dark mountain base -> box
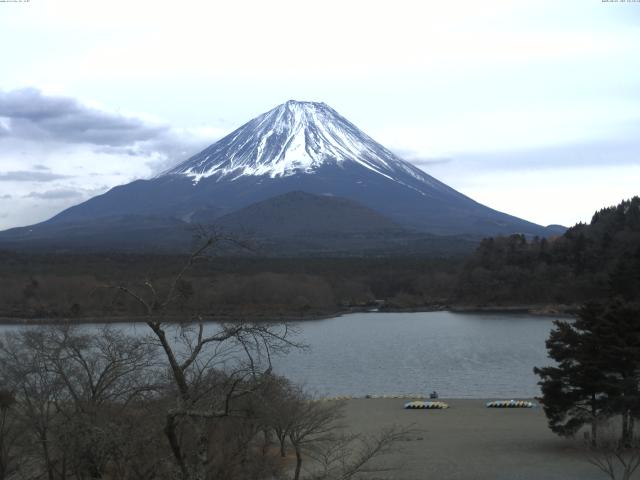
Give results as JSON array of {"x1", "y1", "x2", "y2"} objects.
[
  {"x1": 0, "y1": 192, "x2": 481, "y2": 256},
  {"x1": 2, "y1": 198, "x2": 635, "y2": 322}
]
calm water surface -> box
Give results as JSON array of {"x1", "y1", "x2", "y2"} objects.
[
  {"x1": 1, "y1": 311, "x2": 558, "y2": 398},
  {"x1": 272, "y1": 311, "x2": 557, "y2": 398}
]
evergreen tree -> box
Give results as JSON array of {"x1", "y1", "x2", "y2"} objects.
[
  {"x1": 459, "y1": 196, "x2": 640, "y2": 305},
  {"x1": 596, "y1": 302, "x2": 640, "y2": 445},
  {"x1": 535, "y1": 301, "x2": 640, "y2": 445},
  {"x1": 609, "y1": 247, "x2": 640, "y2": 301},
  {"x1": 534, "y1": 303, "x2": 610, "y2": 444}
]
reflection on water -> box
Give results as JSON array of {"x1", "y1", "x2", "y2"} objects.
[{"x1": 0, "y1": 311, "x2": 558, "y2": 398}]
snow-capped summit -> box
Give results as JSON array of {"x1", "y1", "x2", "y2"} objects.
[
  {"x1": 0, "y1": 100, "x2": 557, "y2": 252},
  {"x1": 164, "y1": 100, "x2": 442, "y2": 193}
]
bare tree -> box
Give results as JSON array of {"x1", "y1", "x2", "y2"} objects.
[
  {"x1": 0, "y1": 389, "x2": 22, "y2": 480},
  {"x1": 263, "y1": 380, "x2": 411, "y2": 480},
  {"x1": 586, "y1": 420, "x2": 640, "y2": 480},
  {"x1": 0, "y1": 325, "x2": 161, "y2": 480},
  {"x1": 112, "y1": 232, "x2": 302, "y2": 480},
  {"x1": 0, "y1": 329, "x2": 66, "y2": 480},
  {"x1": 257, "y1": 374, "x2": 300, "y2": 458},
  {"x1": 307, "y1": 426, "x2": 412, "y2": 480},
  {"x1": 287, "y1": 398, "x2": 345, "y2": 480}
]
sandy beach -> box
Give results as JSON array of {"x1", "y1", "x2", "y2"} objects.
[{"x1": 339, "y1": 398, "x2": 604, "y2": 480}]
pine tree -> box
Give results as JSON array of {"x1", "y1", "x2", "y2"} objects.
[
  {"x1": 596, "y1": 302, "x2": 640, "y2": 445},
  {"x1": 609, "y1": 247, "x2": 640, "y2": 302},
  {"x1": 535, "y1": 301, "x2": 640, "y2": 445},
  {"x1": 534, "y1": 303, "x2": 610, "y2": 444}
]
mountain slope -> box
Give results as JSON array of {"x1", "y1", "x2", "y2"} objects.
[
  {"x1": 165, "y1": 100, "x2": 457, "y2": 195},
  {"x1": 215, "y1": 190, "x2": 403, "y2": 237},
  {"x1": 0, "y1": 100, "x2": 558, "y2": 253},
  {"x1": 0, "y1": 215, "x2": 193, "y2": 252}
]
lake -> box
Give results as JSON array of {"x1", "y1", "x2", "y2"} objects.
[
  {"x1": 272, "y1": 311, "x2": 557, "y2": 398},
  {"x1": 0, "y1": 311, "x2": 559, "y2": 399}
]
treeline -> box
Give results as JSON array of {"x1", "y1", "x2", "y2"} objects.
[
  {"x1": 2, "y1": 197, "x2": 639, "y2": 319},
  {"x1": 0, "y1": 254, "x2": 461, "y2": 320},
  {"x1": 457, "y1": 196, "x2": 640, "y2": 305}
]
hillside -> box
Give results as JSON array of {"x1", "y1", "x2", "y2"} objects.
[{"x1": 456, "y1": 197, "x2": 640, "y2": 305}]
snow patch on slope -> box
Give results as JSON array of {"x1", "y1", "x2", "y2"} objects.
[{"x1": 163, "y1": 100, "x2": 453, "y2": 196}]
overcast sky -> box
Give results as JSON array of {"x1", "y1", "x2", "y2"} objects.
[{"x1": 0, "y1": 0, "x2": 639, "y2": 230}]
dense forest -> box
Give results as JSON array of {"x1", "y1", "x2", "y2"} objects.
[
  {"x1": 1, "y1": 197, "x2": 638, "y2": 321},
  {"x1": 458, "y1": 196, "x2": 640, "y2": 306},
  {"x1": 0, "y1": 253, "x2": 461, "y2": 320}
]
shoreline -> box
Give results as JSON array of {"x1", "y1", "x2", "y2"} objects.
[
  {"x1": 337, "y1": 397, "x2": 599, "y2": 480},
  {"x1": 0, "y1": 304, "x2": 577, "y2": 325},
  {"x1": 320, "y1": 395, "x2": 540, "y2": 400}
]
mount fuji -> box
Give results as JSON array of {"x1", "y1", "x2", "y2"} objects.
[{"x1": 0, "y1": 100, "x2": 561, "y2": 253}]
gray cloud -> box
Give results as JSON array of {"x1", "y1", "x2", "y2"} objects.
[
  {"x1": 392, "y1": 148, "x2": 453, "y2": 166},
  {"x1": 0, "y1": 88, "x2": 221, "y2": 176},
  {"x1": 0, "y1": 171, "x2": 71, "y2": 182},
  {"x1": 25, "y1": 189, "x2": 83, "y2": 200},
  {"x1": 0, "y1": 120, "x2": 9, "y2": 137},
  {"x1": 93, "y1": 145, "x2": 141, "y2": 156},
  {"x1": 0, "y1": 88, "x2": 169, "y2": 147},
  {"x1": 89, "y1": 134, "x2": 213, "y2": 171},
  {"x1": 0, "y1": 194, "x2": 11, "y2": 199},
  {"x1": 409, "y1": 157, "x2": 453, "y2": 166},
  {"x1": 453, "y1": 136, "x2": 640, "y2": 171}
]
